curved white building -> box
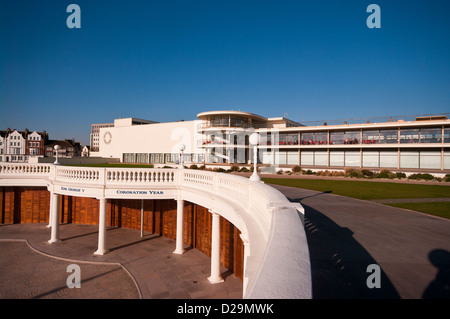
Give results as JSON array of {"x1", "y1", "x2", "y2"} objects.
[{"x1": 95, "y1": 111, "x2": 450, "y2": 172}]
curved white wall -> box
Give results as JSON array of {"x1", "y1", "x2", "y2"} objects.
[{"x1": 0, "y1": 163, "x2": 312, "y2": 299}]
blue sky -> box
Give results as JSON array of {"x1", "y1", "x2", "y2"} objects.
[{"x1": 1, "y1": 0, "x2": 449, "y2": 145}]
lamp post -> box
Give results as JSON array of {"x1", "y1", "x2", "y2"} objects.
[
  {"x1": 179, "y1": 144, "x2": 186, "y2": 169},
  {"x1": 53, "y1": 145, "x2": 60, "y2": 165},
  {"x1": 249, "y1": 133, "x2": 261, "y2": 182}
]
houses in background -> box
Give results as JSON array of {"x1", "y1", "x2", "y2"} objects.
[{"x1": 0, "y1": 128, "x2": 85, "y2": 163}]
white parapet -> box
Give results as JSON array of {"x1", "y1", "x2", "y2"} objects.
[{"x1": 0, "y1": 163, "x2": 312, "y2": 299}]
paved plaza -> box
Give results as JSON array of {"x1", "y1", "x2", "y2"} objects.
[{"x1": 0, "y1": 224, "x2": 243, "y2": 299}]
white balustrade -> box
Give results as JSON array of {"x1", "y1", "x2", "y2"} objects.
[{"x1": 0, "y1": 163, "x2": 311, "y2": 299}]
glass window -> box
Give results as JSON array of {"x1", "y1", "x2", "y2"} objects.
[
  {"x1": 123, "y1": 153, "x2": 135, "y2": 163},
  {"x1": 363, "y1": 130, "x2": 379, "y2": 144},
  {"x1": 229, "y1": 116, "x2": 249, "y2": 128},
  {"x1": 300, "y1": 151, "x2": 314, "y2": 165},
  {"x1": 136, "y1": 153, "x2": 148, "y2": 163},
  {"x1": 279, "y1": 133, "x2": 298, "y2": 145},
  {"x1": 345, "y1": 131, "x2": 360, "y2": 144},
  {"x1": 420, "y1": 127, "x2": 442, "y2": 143},
  {"x1": 260, "y1": 149, "x2": 272, "y2": 164},
  {"x1": 300, "y1": 132, "x2": 315, "y2": 145},
  {"x1": 330, "y1": 132, "x2": 345, "y2": 145},
  {"x1": 210, "y1": 116, "x2": 229, "y2": 127},
  {"x1": 363, "y1": 151, "x2": 379, "y2": 167},
  {"x1": 379, "y1": 130, "x2": 398, "y2": 144},
  {"x1": 275, "y1": 151, "x2": 287, "y2": 165},
  {"x1": 420, "y1": 151, "x2": 441, "y2": 169},
  {"x1": 287, "y1": 150, "x2": 299, "y2": 165},
  {"x1": 400, "y1": 151, "x2": 419, "y2": 168},
  {"x1": 400, "y1": 129, "x2": 419, "y2": 143},
  {"x1": 314, "y1": 151, "x2": 328, "y2": 166},
  {"x1": 259, "y1": 132, "x2": 271, "y2": 146},
  {"x1": 345, "y1": 151, "x2": 360, "y2": 167},
  {"x1": 380, "y1": 151, "x2": 398, "y2": 168},
  {"x1": 329, "y1": 151, "x2": 344, "y2": 166},
  {"x1": 315, "y1": 132, "x2": 328, "y2": 145},
  {"x1": 444, "y1": 128, "x2": 450, "y2": 143},
  {"x1": 444, "y1": 151, "x2": 450, "y2": 169}
]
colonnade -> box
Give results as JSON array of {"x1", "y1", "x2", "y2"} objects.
[{"x1": 46, "y1": 192, "x2": 241, "y2": 285}]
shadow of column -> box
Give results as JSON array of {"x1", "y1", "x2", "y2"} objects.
[{"x1": 301, "y1": 203, "x2": 400, "y2": 299}]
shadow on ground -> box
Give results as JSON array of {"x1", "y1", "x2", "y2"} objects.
[{"x1": 299, "y1": 202, "x2": 401, "y2": 299}]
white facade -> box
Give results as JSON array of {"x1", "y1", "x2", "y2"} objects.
[
  {"x1": 27, "y1": 131, "x2": 42, "y2": 156},
  {"x1": 97, "y1": 119, "x2": 203, "y2": 163},
  {"x1": 94, "y1": 111, "x2": 450, "y2": 171}
]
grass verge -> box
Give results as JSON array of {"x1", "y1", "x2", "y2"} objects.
[
  {"x1": 262, "y1": 177, "x2": 450, "y2": 219},
  {"x1": 261, "y1": 177, "x2": 450, "y2": 200},
  {"x1": 387, "y1": 202, "x2": 450, "y2": 219}
]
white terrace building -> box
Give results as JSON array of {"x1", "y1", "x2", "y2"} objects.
[{"x1": 94, "y1": 111, "x2": 450, "y2": 173}]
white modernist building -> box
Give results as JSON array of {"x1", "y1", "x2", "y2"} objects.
[{"x1": 95, "y1": 111, "x2": 450, "y2": 172}]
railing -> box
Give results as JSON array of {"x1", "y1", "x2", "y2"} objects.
[
  {"x1": 0, "y1": 163, "x2": 311, "y2": 299},
  {"x1": 0, "y1": 163, "x2": 52, "y2": 175}
]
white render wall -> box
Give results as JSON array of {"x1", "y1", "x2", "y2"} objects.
[{"x1": 97, "y1": 120, "x2": 203, "y2": 160}]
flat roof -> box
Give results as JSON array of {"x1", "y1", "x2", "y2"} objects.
[{"x1": 197, "y1": 110, "x2": 268, "y2": 122}]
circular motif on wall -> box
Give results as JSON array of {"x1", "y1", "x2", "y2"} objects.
[{"x1": 103, "y1": 131, "x2": 112, "y2": 145}]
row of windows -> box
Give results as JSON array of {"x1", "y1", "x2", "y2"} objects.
[
  {"x1": 258, "y1": 149, "x2": 450, "y2": 170},
  {"x1": 123, "y1": 153, "x2": 205, "y2": 164},
  {"x1": 267, "y1": 127, "x2": 450, "y2": 145},
  {"x1": 203, "y1": 127, "x2": 450, "y2": 146}
]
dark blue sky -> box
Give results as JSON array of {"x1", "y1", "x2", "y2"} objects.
[{"x1": 1, "y1": 0, "x2": 449, "y2": 145}]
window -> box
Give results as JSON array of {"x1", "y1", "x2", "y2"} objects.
[
  {"x1": 300, "y1": 151, "x2": 314, "y2": 165},
  {"x1": 345, "y1": 131, "x2": 360, "y2": 144},
  {"x1": 420, "y1": 127, "x2": 442, "y2": 143},
  {"x1": 399, "y1": 129, "x2": 419, "y2": 143},
  {"x1": 315, "y1": 132, "x2": 328, "y2": 145},
  {"x1": 329, "y1": 151, "x2": 344, "y2": 166},
  {"x1": 330, "y1": 132, "x2": 345, "y2": 145},
  {"x1": 279, "y1": 133, "x2": 298, "y2": 145},
  {"x1": 400, "y1": 151, "x2": 418, "y2": 168},
  {"x1": 363, "y1": 130, "x2": 379, "y2": 144},
  {"x1": 123, "y1": 153, "x2": 135, "y2": 163},
  {"x1": 363, "y1": 151, "x2": 379, "y2": 167},
  {"x1": 136, "y1": 153, "x2": 148, "y2": 163},
  {"x1": 420, "y1": 151, "x2": 441, "y2": 169},
  {"x1": 300, "y1": 132, "x2": 315, "y2": 145},
  {"x1": 345, "y1": 151, "x2": 360, "y2": 167},
  {"x1": 315, "y1": 151, "x2": 328, "y2": 166},
  {"x1": 379, "y1": 130, "x2": 398, "y2": 144},
  {"x1": 380, "y1": 151, "x2": 398, "y2": 168},
  {"x1": 444, "y1": 128, "x2": 450, "y2": 143}
]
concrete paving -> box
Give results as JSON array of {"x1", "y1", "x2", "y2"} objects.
[
  {"x1": 272, "y1": 184, "x2": 450, "y2": 299},
  {"x1": 0, "y1": 223, "x2": 243, "y2": 299}
]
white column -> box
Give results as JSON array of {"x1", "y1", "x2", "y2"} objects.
[
  {"x1": 47, "y1": 191, "x2": 54, "y2": 228},
  {"x1": 95, "y1": 198, "x2": 108, "y2": 255},
  {"x1": 173, "y1": 199, "x2": 185, "y2": 254},
  {"x1": 240, "y1": 233, "x2": 250, "y2": 297},
  {"x1": 48, "y1": 193, "x2": 60, "y2": 243},
  {"x1": 208, "y1": 211, "x2": 224, "y2": 284}
]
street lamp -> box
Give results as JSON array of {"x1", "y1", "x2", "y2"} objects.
[
  {"x1": 53, "y1": 145, "x2": 60, "y2": 165},
  {"x1": 179, "y1": 144, "x2": 186, "y2": 169},
  {"x1": 249, "y1": 133, "x2": 261, "y2": 182}
]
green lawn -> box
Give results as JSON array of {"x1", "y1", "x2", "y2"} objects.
[
  {"x1": 262, "y1": 177, "x2": 450, "y2": 200},
  {"x1": 387, "y1": 202, "x2": 450, "y2": 219},
  {"x1": 262, "y1": 177, "x2": 450, "y2": 219}
]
